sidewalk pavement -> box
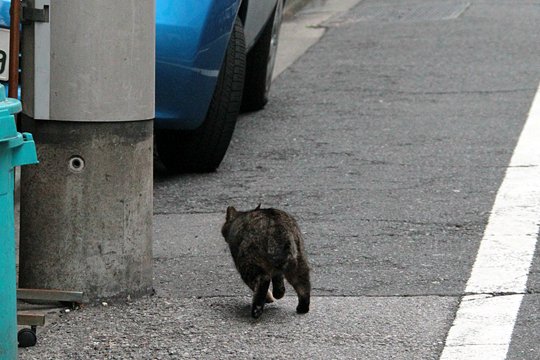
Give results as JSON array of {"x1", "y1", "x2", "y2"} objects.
[{"x1": 284, "y1": 0, "x2": 312, "y2": 18}]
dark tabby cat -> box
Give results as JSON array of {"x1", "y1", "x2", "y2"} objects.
[{"x1": 221, "y1": 204, "x2": 311, "y2": 318}]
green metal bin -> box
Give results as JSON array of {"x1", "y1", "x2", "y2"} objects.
[{"x1": 0, "y1": 84, "x2": 38, "y2": 359}]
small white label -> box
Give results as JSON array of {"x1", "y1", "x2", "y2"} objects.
[{"x1": 0, "y1": 28, "x2": 10, "y2": 81}]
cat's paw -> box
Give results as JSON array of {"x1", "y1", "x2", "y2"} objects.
[
  {"x1": 273, "y1": 285, "x2": 285, "y2": 299},
  {"x1": 252, "y1": 305, "x2": 264, "y2": 319},
  {"x1": 296, "y1": 301, "x2": 310, "y2": 314}
]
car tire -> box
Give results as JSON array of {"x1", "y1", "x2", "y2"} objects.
[
  {"x1": 241, "y1": 0, "x2": 284, "y2": 112},
  {"x1": 156, "y1": 17, "x2": 246, "y2": 173}
]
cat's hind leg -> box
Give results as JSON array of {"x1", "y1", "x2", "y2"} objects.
[
  {"x1": 252, "y1": 276, "x2": 271, "y2": 319},
  {"x1": 272, "y1": 274, "x2": 286, "y2": 299},
  {"x1": 239, "y1": 265, "x2": 276, "y2": 317},
  {"x1": 239, "y1": 265, "x2": 273, "y2": 308},
  {"x1": 285, "y1": 260, "x2": 311, "y2": 314}
]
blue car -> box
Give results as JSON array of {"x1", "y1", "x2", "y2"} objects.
[{"x1": 0, "y1": 0, "x2": 285, "y2": 173}]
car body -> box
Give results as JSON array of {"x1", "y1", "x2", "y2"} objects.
[
  {"x1": 0, "y1": 0, "x2": 285, "y2": 172},
  {"x1": 156, "y1": 0, "x2": 278, "y2": 129}
]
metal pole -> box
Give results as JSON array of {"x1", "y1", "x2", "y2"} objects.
[
  {"x1": 8, "y1": 0, "x2": 20, "y2": 100},
  {"x1": 19, "y1": 0, "x2": 155, "y2": 302}
]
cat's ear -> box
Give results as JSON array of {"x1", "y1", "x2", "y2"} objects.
[
  {"x1": 226, "y1": 206, "x2": 238, "y2": 221},
  {"x1": 255, "y1": 203, "x2": 261, "y2": 210}
]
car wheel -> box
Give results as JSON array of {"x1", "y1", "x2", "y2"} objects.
[
  {"x1": 241, "y1": 0, "x2": 284, "y2": 112},
  {"x1": 156, "y1": 17, "x2": 246, "y2": 173}
]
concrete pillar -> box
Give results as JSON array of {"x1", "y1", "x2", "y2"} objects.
[{"x1": 19, "y1": 0, "x2": 155, "y2": 302}]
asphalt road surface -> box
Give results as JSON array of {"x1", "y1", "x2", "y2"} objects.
[{"x1": 20, "y1": 0, "x2": 540, "y2": 359}]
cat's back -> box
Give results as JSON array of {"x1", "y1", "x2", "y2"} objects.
[
  {"x1": 242, "y1": 208, "x2": 300, "y2": 239},
  {"x1": 236, "y1": 208, "x2": 300, "y2": 269}
]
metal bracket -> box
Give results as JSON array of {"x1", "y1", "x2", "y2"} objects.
[
  {"x1": 21, "y1": 0, "x2": 51, "y2": 119},
  {"x1": 21, "y1": 2, "x2": 49, "y2": 23}
]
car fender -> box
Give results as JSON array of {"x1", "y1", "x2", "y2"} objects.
[{"x1": 155, "y1": 0, "x2": 241, "y2": 130}]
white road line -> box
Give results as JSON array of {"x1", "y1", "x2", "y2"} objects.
[{"x1": 440, "y1": 83, "x2": 540, "y2": 360}]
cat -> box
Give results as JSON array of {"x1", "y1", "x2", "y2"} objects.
[{"x1": 221, "y1": 204, "x2": 311, "y2": 318}]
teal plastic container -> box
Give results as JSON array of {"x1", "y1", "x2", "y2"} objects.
[{"x1": 0, "y1": 84, "x2": 37, "y2": 359}]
